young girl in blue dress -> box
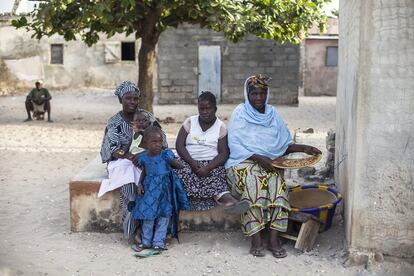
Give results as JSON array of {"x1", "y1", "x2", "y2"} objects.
[{"x1": 132, "y1": 126, "x2": 190, "y2": 252}]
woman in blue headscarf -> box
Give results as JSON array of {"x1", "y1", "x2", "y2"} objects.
[
  {"x1": 226, "y1": 75, "x2": 321, "y2": 258},
  {"x1": 100, "y1": 81, "x2": 167, "y2": 245}
]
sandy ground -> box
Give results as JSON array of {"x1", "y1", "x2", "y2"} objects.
[{"x1": 0, "y1": 90, "x2": 413, "y2": 276}]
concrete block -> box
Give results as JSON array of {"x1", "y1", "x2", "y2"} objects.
[
  {"x1": 284, "y1": 47, "x2": 297, "y2": 54},
  {"x1": 288, "y1": 54, "x2": 298, "y2": 60},
  {"x1": 160, "y1": 79, "x2": 172, "y2": 86},
  {"x1": 286, "y1": 60, "x2": 299, "y2": 67},
  {"x1": 70, "y1": 156, "x2": 242, "y2": 233},
  {"x1": 180, "y1": 206, "x2": 239, "y2": 231},
  {"x1": 69, "y1": 156, "x2": 121, "y2": 232},
  {"x1": 272, "y1": 61, "x2": 284, "y2": 67},
  {"x1": 247, "y1": 61, "x2": 258, "y2": 67}
]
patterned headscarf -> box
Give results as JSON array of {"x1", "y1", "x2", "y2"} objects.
[
  {"x1": 114, "y1": 81, "x2": 140, "y2": 101},
  {"x1": 246, "y1": 74, "x2": 271, "y2": 92}
]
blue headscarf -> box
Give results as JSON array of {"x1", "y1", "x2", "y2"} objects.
[{"x1": 225, "y1": 75, "x2": 293, "y2": 169}]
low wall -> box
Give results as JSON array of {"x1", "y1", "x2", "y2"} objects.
[{"x1": 69, "y1": 156, "x2": 240, "y2": 233}]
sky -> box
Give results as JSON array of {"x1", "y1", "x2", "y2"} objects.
[
  {"x1": 0, "y1": 0, "x2": 37, "y2": 13},
  {"x1": 1, "y1": 0, "x2": 339, "y2": 15}
]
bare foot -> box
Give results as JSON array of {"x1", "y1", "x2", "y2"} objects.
[
  {"x1": 250, "y1": 232, "x2": 265, "y2": 257},
  {"x1": 268, "y1": 230, "x2": 287, "y2": 258}
]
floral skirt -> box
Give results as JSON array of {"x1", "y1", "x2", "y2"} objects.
[
  {"x1": 226, "y1": 160, "x2": 291, "y2": 236},
  {"x1": 175, "y1": 158, "x2": 228, "y2": 211}
]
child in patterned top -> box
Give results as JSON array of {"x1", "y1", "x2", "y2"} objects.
[{"x1": 123, "y1": 111, "x2": 151, "y2": 160}]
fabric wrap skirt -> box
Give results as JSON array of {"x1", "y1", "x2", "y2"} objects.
[
  {"x1": 175, "y1": 158, "x2": 229, "y2": 211},
  {"x1": 226, "y1": 160, "x2": 291, "y2": 236}
]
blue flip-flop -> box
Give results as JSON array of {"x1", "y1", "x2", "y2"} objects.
[{"x1": 133, "y1": 249, "x2": 161, "y2": 258}]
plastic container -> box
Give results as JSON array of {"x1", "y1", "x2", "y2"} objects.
[{"x1": 288, "y1": 184, "x2": 342, "y2": 232}]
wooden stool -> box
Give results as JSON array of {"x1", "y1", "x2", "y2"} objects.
[{"x1": 280, "y1": 211, "x2": 322, "y2": 252}]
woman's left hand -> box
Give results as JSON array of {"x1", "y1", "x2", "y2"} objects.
[
  {"x1": 196, "y1": 166, "x2": 211, "y2": 177},
  {"x1": 303, "y1": 145, "x2": 322, "y2": 156},
  {"x1": 128, "y1": 154, "x2": 140, "y2": 167}
]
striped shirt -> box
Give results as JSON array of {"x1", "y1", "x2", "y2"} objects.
[{"x1": 100, "y1": 110, "x2": 168, "y2": 163}]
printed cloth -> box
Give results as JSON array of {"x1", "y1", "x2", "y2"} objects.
[
  {"x1": 175, "y1": 158, "x2": 228, "y2": 211},
  {"x1": 226, "y1": 160, "x2": 290, "y2": 236}
]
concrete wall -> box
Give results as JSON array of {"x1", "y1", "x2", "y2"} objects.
[
  {"x1": 157, "y1": 24, "x2": 299, "y2": 105},
  {"x1": 0, "y1": 17, "x2": 139, "y2": 95},
  {"x1": 303, "y1": 38, "x2": 338, "y2": 96},
  {"x1": 336, "y1": 0, "x2": 414, "y2": 258}
]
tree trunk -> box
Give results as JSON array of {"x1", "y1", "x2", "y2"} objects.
[
  {"x1": 12, "y1": 0, "x2": 22, "y2": 15},
  {"x1": 137, "y1": 36, "x2": 158, "y2": 113}
]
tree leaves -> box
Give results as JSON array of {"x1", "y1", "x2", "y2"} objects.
[
  {"x1": 14, "y1": 0, "x2": 330, "y2": 46},
  {"x1": 12, "y1": 0, "x2": 330, "y2": 111}
]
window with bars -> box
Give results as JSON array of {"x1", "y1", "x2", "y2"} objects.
[{"x1": 50, "y1": 44, "x2": 63, "y2": 64}]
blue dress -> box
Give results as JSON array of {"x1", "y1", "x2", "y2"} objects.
[{"x1": 133, "y1": 150, "x2": 190, "y2": 235}]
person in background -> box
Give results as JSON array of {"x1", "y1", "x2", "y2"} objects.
[{"x1": 24, "y1": 80, "x2": 52, "y2": 122}]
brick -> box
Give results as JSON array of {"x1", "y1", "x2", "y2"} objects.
[
  {"x1": 284, "y1": 47, "x2": 297, "y2": 54},
  {"x1": 285, "y1": 60, "x2": 298, "y2": 67},
  {"x1": 247, "y1": 61, "x2": 258, "y2": 67},
  {"x1": 160, "y1": 79, "x2": 172, "y2": 86},
  {"x1": 288, "y1": 54, "x2": 298, "y2": 60},
  {"x1": 272, "y1": 61, "x2": 284, "y2": 67}
]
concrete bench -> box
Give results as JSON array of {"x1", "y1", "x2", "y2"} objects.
[{"x1": 69, "y1": 155, "x2": 240, "y2": 232}]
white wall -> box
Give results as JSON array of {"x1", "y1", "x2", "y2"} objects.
[
  {"x1": 336, "y1": 0, "x2": 414, "y2": 257},
  {"x1": 0, "y1": 19, "x2": 139, "y2": 94}
]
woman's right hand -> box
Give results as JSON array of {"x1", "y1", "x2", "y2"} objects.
[
  {"x1": 190, "y1": 161, "x2": 201, "y2": 173},
  {"x1": 113, "y1": 149, "x2": 126, "y2": 159},
  {"x1": 137, "y1": 184, "x2": 144, "y2": 195},
  {"x1": 254, "y1": 155, "x2": 275, "y2": 172},
  {"x1": 189, "y1": 160, "x2": 201, "y2": 173}
]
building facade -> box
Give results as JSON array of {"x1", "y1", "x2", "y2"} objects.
[
  {"x1": 301, "y1": 17, "x2": 338, "y2": 96},
  {"x1": 337, "y1": 0, "x2": 414, "y2": 258},
  {"x1": 157, "y1": 24, "x2": 300, "y2": 105},
  {"x1": 1, "y1": 17, "x2": 300, "y2": 105},
  {"x1": 0, "y1": 15, "x2": 139, "y2": 95}
]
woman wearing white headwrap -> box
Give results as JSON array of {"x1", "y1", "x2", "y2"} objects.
[
  {"x1": 226, "y1": 75, "x2": 321, "y2": 258},
  {"x1": 99, "y1": 81, "x2": 167, "y2": 244}
]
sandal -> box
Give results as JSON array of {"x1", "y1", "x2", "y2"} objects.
[
  {"x1": 131, "y1": 243, "x2": 149, "y2": 252},
  {"x1": 249, "y1": 247, "x2": 265, "y2": 257},
  {"x1": 134, "y1": 250, "x2": 161, "y2": 258},
  {"x1": 152, "y1": 246, "x2": 167, "y2": 253},
  {"x1": 268, "y1": 247, "x2": 287, "y2": 258}
]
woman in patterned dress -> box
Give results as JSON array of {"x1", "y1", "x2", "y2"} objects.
[
  {"x1": 225, "y1": 75, "x2": 321, "y2": 258},
  {"x1": 100, "y1": 81, "x2": 167, "y2": 243},
  {"x1": 175, "y1": 92, "x2": 238, "y2": 211}
]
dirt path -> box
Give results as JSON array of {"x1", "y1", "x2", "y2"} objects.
[{"x1": 0, "y1": 91, "x2": 412, "y2": 276}]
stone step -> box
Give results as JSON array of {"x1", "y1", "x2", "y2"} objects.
[{"x1": 69, "y1": 155, "x2": 240, "y2": 233}]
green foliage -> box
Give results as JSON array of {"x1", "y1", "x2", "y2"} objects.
[{"x1": 12, "y1": 0, "x2": 331, "y2": 45}]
